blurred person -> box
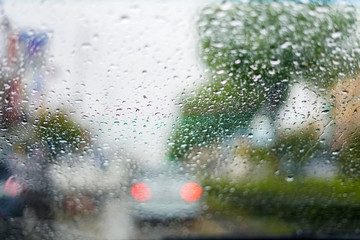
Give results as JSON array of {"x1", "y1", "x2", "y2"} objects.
[{"x1": 0, "y1": 155, "x2": 27, "y2": 238}]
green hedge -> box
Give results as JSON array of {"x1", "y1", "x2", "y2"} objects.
[{"x1": 202, "y1": 176, "x2": 360, "y2": 233}]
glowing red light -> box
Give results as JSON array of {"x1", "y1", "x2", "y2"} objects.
[
  {"x1": 4, "y1": 176, "x2": 22, "y2": 197},
  {"x1": 131, "y1": 183, "x2": 152, "y2": 202},
  {"x1": 180, "y1": 182, "x2": 202, "y2": 202}
]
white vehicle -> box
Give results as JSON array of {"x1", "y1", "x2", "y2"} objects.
[{"x1": 129, "y1": 163, "x2": 203, "y2": 222}]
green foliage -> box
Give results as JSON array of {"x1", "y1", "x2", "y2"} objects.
[
  {"x1": 34, "y1": 110, "x2": 90, "y2": 155},
  {"x1": 274, "y1": 130, "x2": 323, "y2": 176},
  {"x1": 169, "y1": 1, "x2": 359, "y2": 160},
  {"x1": 196, "y1": 1, "x2": 358, "y2": 94},
  {"x1": 248, "y1": 146, "x2": 277, "y2": 165},
  {"x1": 185, "y1": 1, "x2": 359, "y2": 116},
  {"x1": 168, "y1": 114, "x2": 251, "y2": 160},
  {"x1": 203, "y1": 176, "x2": 360, "y2": 233}
]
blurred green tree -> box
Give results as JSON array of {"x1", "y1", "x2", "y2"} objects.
[
  {"x1": 34, "y1": 110, "x2": 90, "y2": 157},
  {"x1": 169, "y1": 1, "x2": 360, "y2": 160}
]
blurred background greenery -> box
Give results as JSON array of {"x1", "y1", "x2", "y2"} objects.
[{"x1": 168, "y1": 1, "x2": 360, "y2": 233}]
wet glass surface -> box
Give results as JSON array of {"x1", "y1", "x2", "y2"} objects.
[{"x1": 0, "y1": 0, "x2": 360, "y2": 239}]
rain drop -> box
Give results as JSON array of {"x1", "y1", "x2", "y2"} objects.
[
  {"x1": 286, "y1": 176, "x2": 294, "y2": 182},
  {"x1": 270, "y1": 59, "x2": 281, "y2": 66}
]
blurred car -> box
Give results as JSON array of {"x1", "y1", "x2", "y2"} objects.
[
  {"x1": 0, "y1": 157, "x2": 28, "y2": 238},
  {"x1": 128, "y1": 163, "x2": 203, "y2": 222}
]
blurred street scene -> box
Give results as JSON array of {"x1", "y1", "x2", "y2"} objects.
[{"x1": 1, "y1": 0, "x2": 360, "y2": 239}]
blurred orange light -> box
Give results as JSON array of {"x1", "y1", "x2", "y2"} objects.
[
  {"x1": 131, "y1": 183, "x2": 152, "y2": 202},
  {"x1": 180, "y1": 182, "x2": 202, "y2": 202}
]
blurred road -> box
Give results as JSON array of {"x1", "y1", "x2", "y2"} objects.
[{"x1": 25, "y1": 197, "x2": 233, "y2": 240}]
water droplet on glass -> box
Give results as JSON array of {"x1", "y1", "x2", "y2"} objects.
[
  {"x1": 286, "y1": 176, "x2": 294, "y2": 182},
  {"x1": 120, "y1": 14, "x2": 130, "y2": 23},
  {"x1": 332, "y1": 150, "x2": 340, "y2": 156},
  {"x1": 270, "y1": 59, "x2": 281, "y2": 66},
  {"x1": 81, "y1": 42, "x2": 92, "y2": 50},
  {"x1": 220, "y1": 79, "x2": 227, "y2": 85},
  {"x1": 280, "y1": 41, "x2": 292, "y2": 49},
  {"x1": 331, "y1": 32, "x2": 341, "y2": 39}
]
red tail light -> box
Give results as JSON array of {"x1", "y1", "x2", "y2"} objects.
[
  {"x1": 180, "y1": 182, "x2": 202, "y2": 202},
  {"x1": 131, "y1": 183, "x2": 152, "y2": 202}
]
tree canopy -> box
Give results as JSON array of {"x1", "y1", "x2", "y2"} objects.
[{"x1": 169, "y1": 1, "x2": 360, "y2": 160}]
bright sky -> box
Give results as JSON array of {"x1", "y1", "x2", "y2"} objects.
[{"x1": 2, "y1": 0, "x2": 206, "y2": 164}]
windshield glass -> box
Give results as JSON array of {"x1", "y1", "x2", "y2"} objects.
[{"x1": 0, "y1": 0, "x2": 360, "y2": 239}]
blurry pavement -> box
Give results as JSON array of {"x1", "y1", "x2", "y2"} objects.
[{"x1": 40, "y1": 198, "x2": 231, "y2": 240}]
